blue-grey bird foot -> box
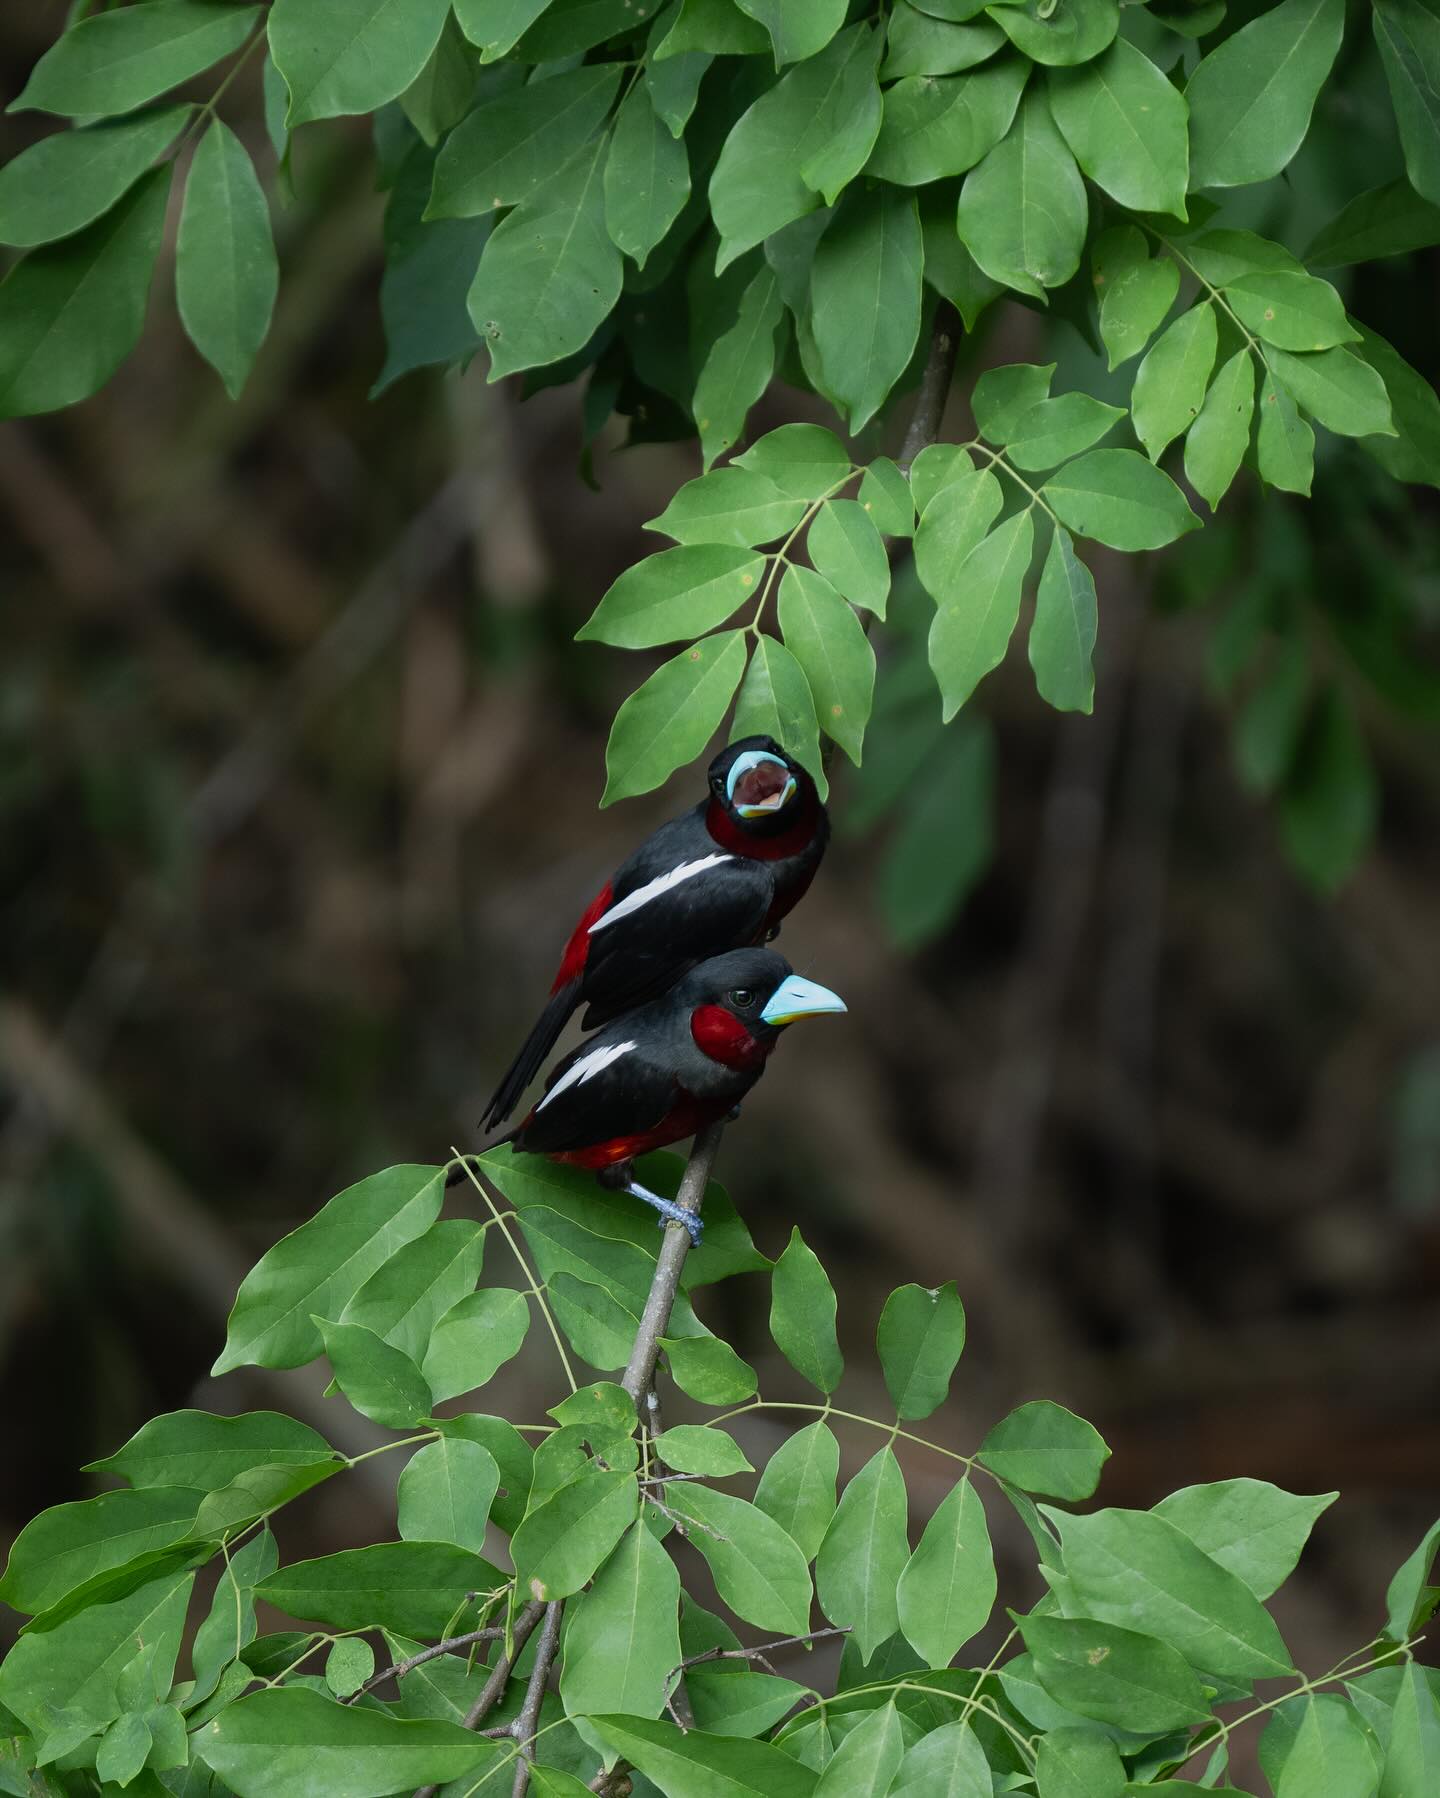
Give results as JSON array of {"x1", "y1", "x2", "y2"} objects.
[
  {"x1": 627, "y1": 1181, "x2": 703, "y2": 1246},
  {"x1": 726, "y1": 1104, "x2": 742, "y2": 1122}
]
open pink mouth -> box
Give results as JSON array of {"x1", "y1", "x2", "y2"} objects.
[{"x1": 733, "y1": 761, "x2": 796, "y2": 814}]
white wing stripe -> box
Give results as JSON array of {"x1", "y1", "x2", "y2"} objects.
[
  {"x1": 587, "y1": 854, "x2": 734, "y2": 933},
  {"x1": 536, "y1": 1040, "x2": 637, "y2": 1111}
]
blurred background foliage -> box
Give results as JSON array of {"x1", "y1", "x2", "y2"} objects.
[{"x1": 1, "y1": 2, "x2": 1438, "y2": 1717}]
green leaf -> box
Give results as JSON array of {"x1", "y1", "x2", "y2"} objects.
[
  {"x1": 1045, "y1": 1505, "x2": 1296, "y2": 1680},
  {"x1": 927, "y1": 510, "x2": 1033, "y2": 722},
  {"x1": 590, "y1": 1716, "x2": 819, "y2": 1798},
  {"x1": 687, "y1": 1667, "x2": 808, "y2": 1738},
  {"x1": 1357, "y1": 323, "x2": 1440, "y2": 489},
  {"x1": 769, "y1": 1226, "x2": 844, "y2": 1392},
  {"x1": 913, "y1": 468, "x2": 1004, "y2": 604},
  {"x1": 647, "y1": 470, "x2": 804, "y2": 549},
  {"x1": 876, "y1": 721, "x2": 994, "y2": 949},
  {"x1": 176, "y1": 119, "x2": 278, "y2": 399},
  {"x1": 560, "y1": 1522, "x2": 680, "y2": 1723},
  {"x1": 646, "y1": 21, "x2": 710, "y2": 136},
  {"x1": 709, "y1": 25, "x2": 882, "y2": 266},
  {"x1": 1186, "y1": 0, "x2": 1344, "y2": 188},
  {"x1": 807, "y1": 499, "x2": 890, "y2": 617},
  {"x1": 652, "y1": 1425, "x2": 752, "y2": 1476},
  {"x1": 974, "y1": 360, "x2": 1054, "y2": 439},
  {"x1": 778, "y1": 566, "x2": 876, "y2": 765},
  {"x1": 548, "y1": 1271, "x2": 641, "y2": 1371},
  {"x1": 1256, "y1": 369, "x2": 1315, "y2": 495},
  {"x1": 976, "y1": 1400, "x2": 1110, "y2": 1500},
  {"x1": 339, "y1": 1218, "x2": 486, "y2": 1364},
  {"x1": 662, "y1": 1333, "x2": 759, "y2": 1405},
  {"x1": 816, "y1": 1449, "x2": 911, "y2": 1660},
  {"x1": 0, "y1": 1486, "x2": 204, "y2": 1618},
  {"x1": 580, "y1": 545, "x2": 765, "y2": 646},
  {"x1": 1030, "y1": 524, "x2": 1096, "y2": 713},
  {"x1": 735, "y1": 423, "x2": 851, "y2": 499},
  {"x1": 656, "y1": 0, "x2": 772, "y2": 57},
  {"x1": 433, "y1": 1415, "x2": 533, "y2": 1535},
  {"x1": 396, "y1": 1438, "x2": 499, "y2": 1553},
  {"x1": 731, "y1": 638, "x2": 827, "y2": 799},
  {"x1": 1131, "y1": 303, "x2": 1217, "y2": 461},
  {"x1": 1280, "y1": 688, "x2": 1377, "y2": 891},
  {"x1": 737, "y1": 0, "x2": 847, "y2": 65},
  {"x1": 604, "y1": 82, "x2": 690, "y2": 268},
  {"x1": 453, "y1": 0, "x2": 553, "y2": 60},
  {"x1": 866, "y1": 59, "x2": 1028, "y2": 185},
  {"x1": 428, "y1": 66, "x2": 622, "y2": 220},
  {"x1": 1183, "y1": 225, "x2": 1304, "y2": 288},
  {"x1": 0, "y1": 1569, "x2": 193, "y2": 1760},
  {"x1": 1183, "y1": 349, "x2": 1256, "y2": 510},
  {"x1": 695, "y1": 265, "x2": 786, "y2": 468},
  {"x1": 993, "y1": 0, "x2": 1118, "y2": 67},
  {"x1": 198, "y1": 1686, "x2": 501, "y2": 1794},
  {"x1": 190, "y1": 1528, "x2": 276, "y2": 1706},
  {"x1": 897, "y1": 1479, "x2": 995, "y2": 1669},
  {"x1": 324, "y1": 1636, "x2": 375, "y2": 1699},
  {"x1": 515, "y1": 0, "x2": 663, "y2": 57},
  {"x1": 1017, "y1": 1612, "x2": 1213, "y2": 1732},
  {"x1": 269, "y1": 0, "x2": 452, "y2": 126},
  {"x1": 1384, "y1": 1518, "x2": 1440, "y2": 1641},
  {"x1": 1374, "y1": 0, "x2": 1440, "y2": 206},
  {"x1": 258, "y1": 1543, "x2": 502, "y2": 1638},
  {"x1": 470, "y1": 144, "x2": 622, "y2": 382},
  {"x1": 958, "y1": 91, "x2": 1087, "y2": 297},
  {"x1": 1033, "y1": 1727, "x2": 1127, "y2": 1798},
  {"x1": 892, "y1": 1718, "x2": 994, "y2": 1797},
  {"x1": 601, "y1": 629, "x2": 749, "y2": 804},
  {"x1": 665, "y1": 1484, "x2": 813, "y2": 1636},
  {"x1": 89, "y1": 1410, "x2": 336, "y2": 1493},
  {"x1": 1043, "y1": 448, "x2": 1200, "y2": 550},
  {"x1": 373, "y1": 142, "x2": 488, "y2": 395},
  {"x1": 1306, "y1": 178, "x2": 1440, "y2": 267},
  {"x1": 1093, "y1": 225, "x2": 1179, "y2": 372},
  {"x1": 513, "y1": 1470, "x2": 638, "y2": 1602},
  {"x1": 13, "y1": 3, "x2": 260, "y2": 117},
  {"x1": 910, "y1": 441, "x2": 978, "y2": 513},
  {"x1": 811, "y1": 184, "x2": 923, "y2": 431},
  {"x1": 884, "y1": 4, "x2": 1006, "y2": 78},
  {"x1": 1379, "y1": 1658, "x2": 1440, "y2": 1795},
  {"x1": 1226, "y1": 271, "x2": 1357, "y2": 352},
  {"x1": 753, "y1": 1422, "x2": 839, "y2": 1561},
  {"x1": 0, "y1": 108, "x2": 190, "y2": 248},
  {"x1": 1233, "y1": 640, "x2": 1310, "y2": 797},
  {"x1": 814, "y1": 1700, "x2": 904, "y2": 1796},
  {"x1": 1269, "y1": 1692, "x2": 1379, "y2": 1798},
  {"x1": 1005, "y1": 393, "x2": 1124, "y2": 471},
  {"x1": 921, "y1": 190, "x2": 1005, "y2": 329},
  {"x1": 214, "y1": 1166, "x2": 445, "y2": 1375},
  {"x1": 1268, "y1": 345, "x2": 1396, "y2": 438},
  {"x1": 399, "y1": 12, "x2": 476, "y2": 145},
  {"x1": 1048, "y1": 41, "x2": 1189, "y2": 216},
  {"x1": 96, "y1": 1711, "x2": 151, "y2": 1787},
  {"x1": 876, "y1": 1282, "x2": 966, "y2": 1420},
  {"x1": 0, "y1": 165, "x2": 169, "y2": 420},
  {"x1": 421, "y1": 1287, "x2": 531, "y2": 1402},
  {"x1": 858, "y1": 457, "x2": 915, "y2": 536}
]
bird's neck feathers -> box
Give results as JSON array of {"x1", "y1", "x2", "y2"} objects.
[
  {"x1": 703, "y1": 788, "x2": 820, "y2": 860},
  {"x1": 689, "y1": 1005, "x2": 773, "y2": 1071}
]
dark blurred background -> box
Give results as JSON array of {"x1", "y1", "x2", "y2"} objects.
[{"x1": 2, "y1": 8, "x2": 1438, "y2": 1688}]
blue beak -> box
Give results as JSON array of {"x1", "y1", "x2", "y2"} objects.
[
  {"x1": 726, "y1": 749, "x2": 797, "y2": 818},
  {"x1": 761, "y1": 974, "x2": 848, "y2": 1027}
]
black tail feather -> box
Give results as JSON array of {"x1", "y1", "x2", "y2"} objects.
[{"x1": 479, "y1": 980, "x2": 580, "y2": 1132}]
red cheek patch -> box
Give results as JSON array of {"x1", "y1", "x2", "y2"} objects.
[{"x1": 691, "y1": 1004, "x2": 770, "y2": 1070}]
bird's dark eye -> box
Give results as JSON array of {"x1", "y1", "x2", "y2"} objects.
[{"x1": 728, "y1": 988, "x2": 755, "y2": 1008}]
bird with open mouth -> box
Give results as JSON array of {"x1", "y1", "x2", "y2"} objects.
[
  {"x1": 479, "y1": 736, "x2": 828, "y2": 1133},
  {"x1": 497, "y1": 948, "x2": 846, "y2": 1243}
]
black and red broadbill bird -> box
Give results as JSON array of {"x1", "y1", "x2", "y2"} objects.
[
  {"x1": 480, "y1": 736, "x2": 829, "y2": 1132},
  {"x1": 499, "y1": 948, "x2": 845, "y2": 1242}
]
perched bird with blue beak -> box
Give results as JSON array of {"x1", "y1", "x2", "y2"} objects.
[
  {"x1": 480, "y1": 737, "x2": 828, "y2": 1132},
  {"x1": 500, "y1": 949, "x2": 846, "y2": 1242}
]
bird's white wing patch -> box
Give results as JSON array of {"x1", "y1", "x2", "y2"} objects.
[
  {"x1": 536, "y1": 1040, "x2": 637, "y2": 1111},
  {"x1": 587, "y1": 854, "x2": 734, "y2": 932}
]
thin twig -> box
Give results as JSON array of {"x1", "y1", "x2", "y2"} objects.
[
  {"x1": 679, "y1": 1626, "x2": 850, "y2": 1672},
  {"x1": 899, "y1": 301, "x2": 962, "y2": 467},
  {"x1": 413, "y1": 1599, "x2": 547, "y2": 1798},
  {"x1": 511, "y1": 1601, "x2": 565, "y2": 1797},
  {"x1": 343, "y1": 1626, "x2": 506, "y2": 1703}
]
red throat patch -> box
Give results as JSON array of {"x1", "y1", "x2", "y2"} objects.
[
  {"x1": 690, "y1": 1004, "x2": 771, "y2": 1070},
  {"x1": 705, "y1": 795, "x2": 818, "y2": 862}
]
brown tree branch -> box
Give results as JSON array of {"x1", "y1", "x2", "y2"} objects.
[
  {"x1": 412, "y1": 1599, "x2": 546, "y2": 1798},
  {"x1": 511, "y1": 1601, "x2": 565, "y2": 1797},
  {"x1": 343, "y1": 1626, "x2": 506, "y2": 1703}
]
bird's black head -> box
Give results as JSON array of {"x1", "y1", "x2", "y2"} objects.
[
  {"x1": 679, "y1": 948, "x2": 847, "y2": 1069},
  {"x1": 707, "y1": 736, "x2": 817, "y2": 835}
]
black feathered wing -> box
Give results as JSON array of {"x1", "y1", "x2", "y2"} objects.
[{"x1": 512, "y1": 1033, "x2": 677, "y2": 1156}]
